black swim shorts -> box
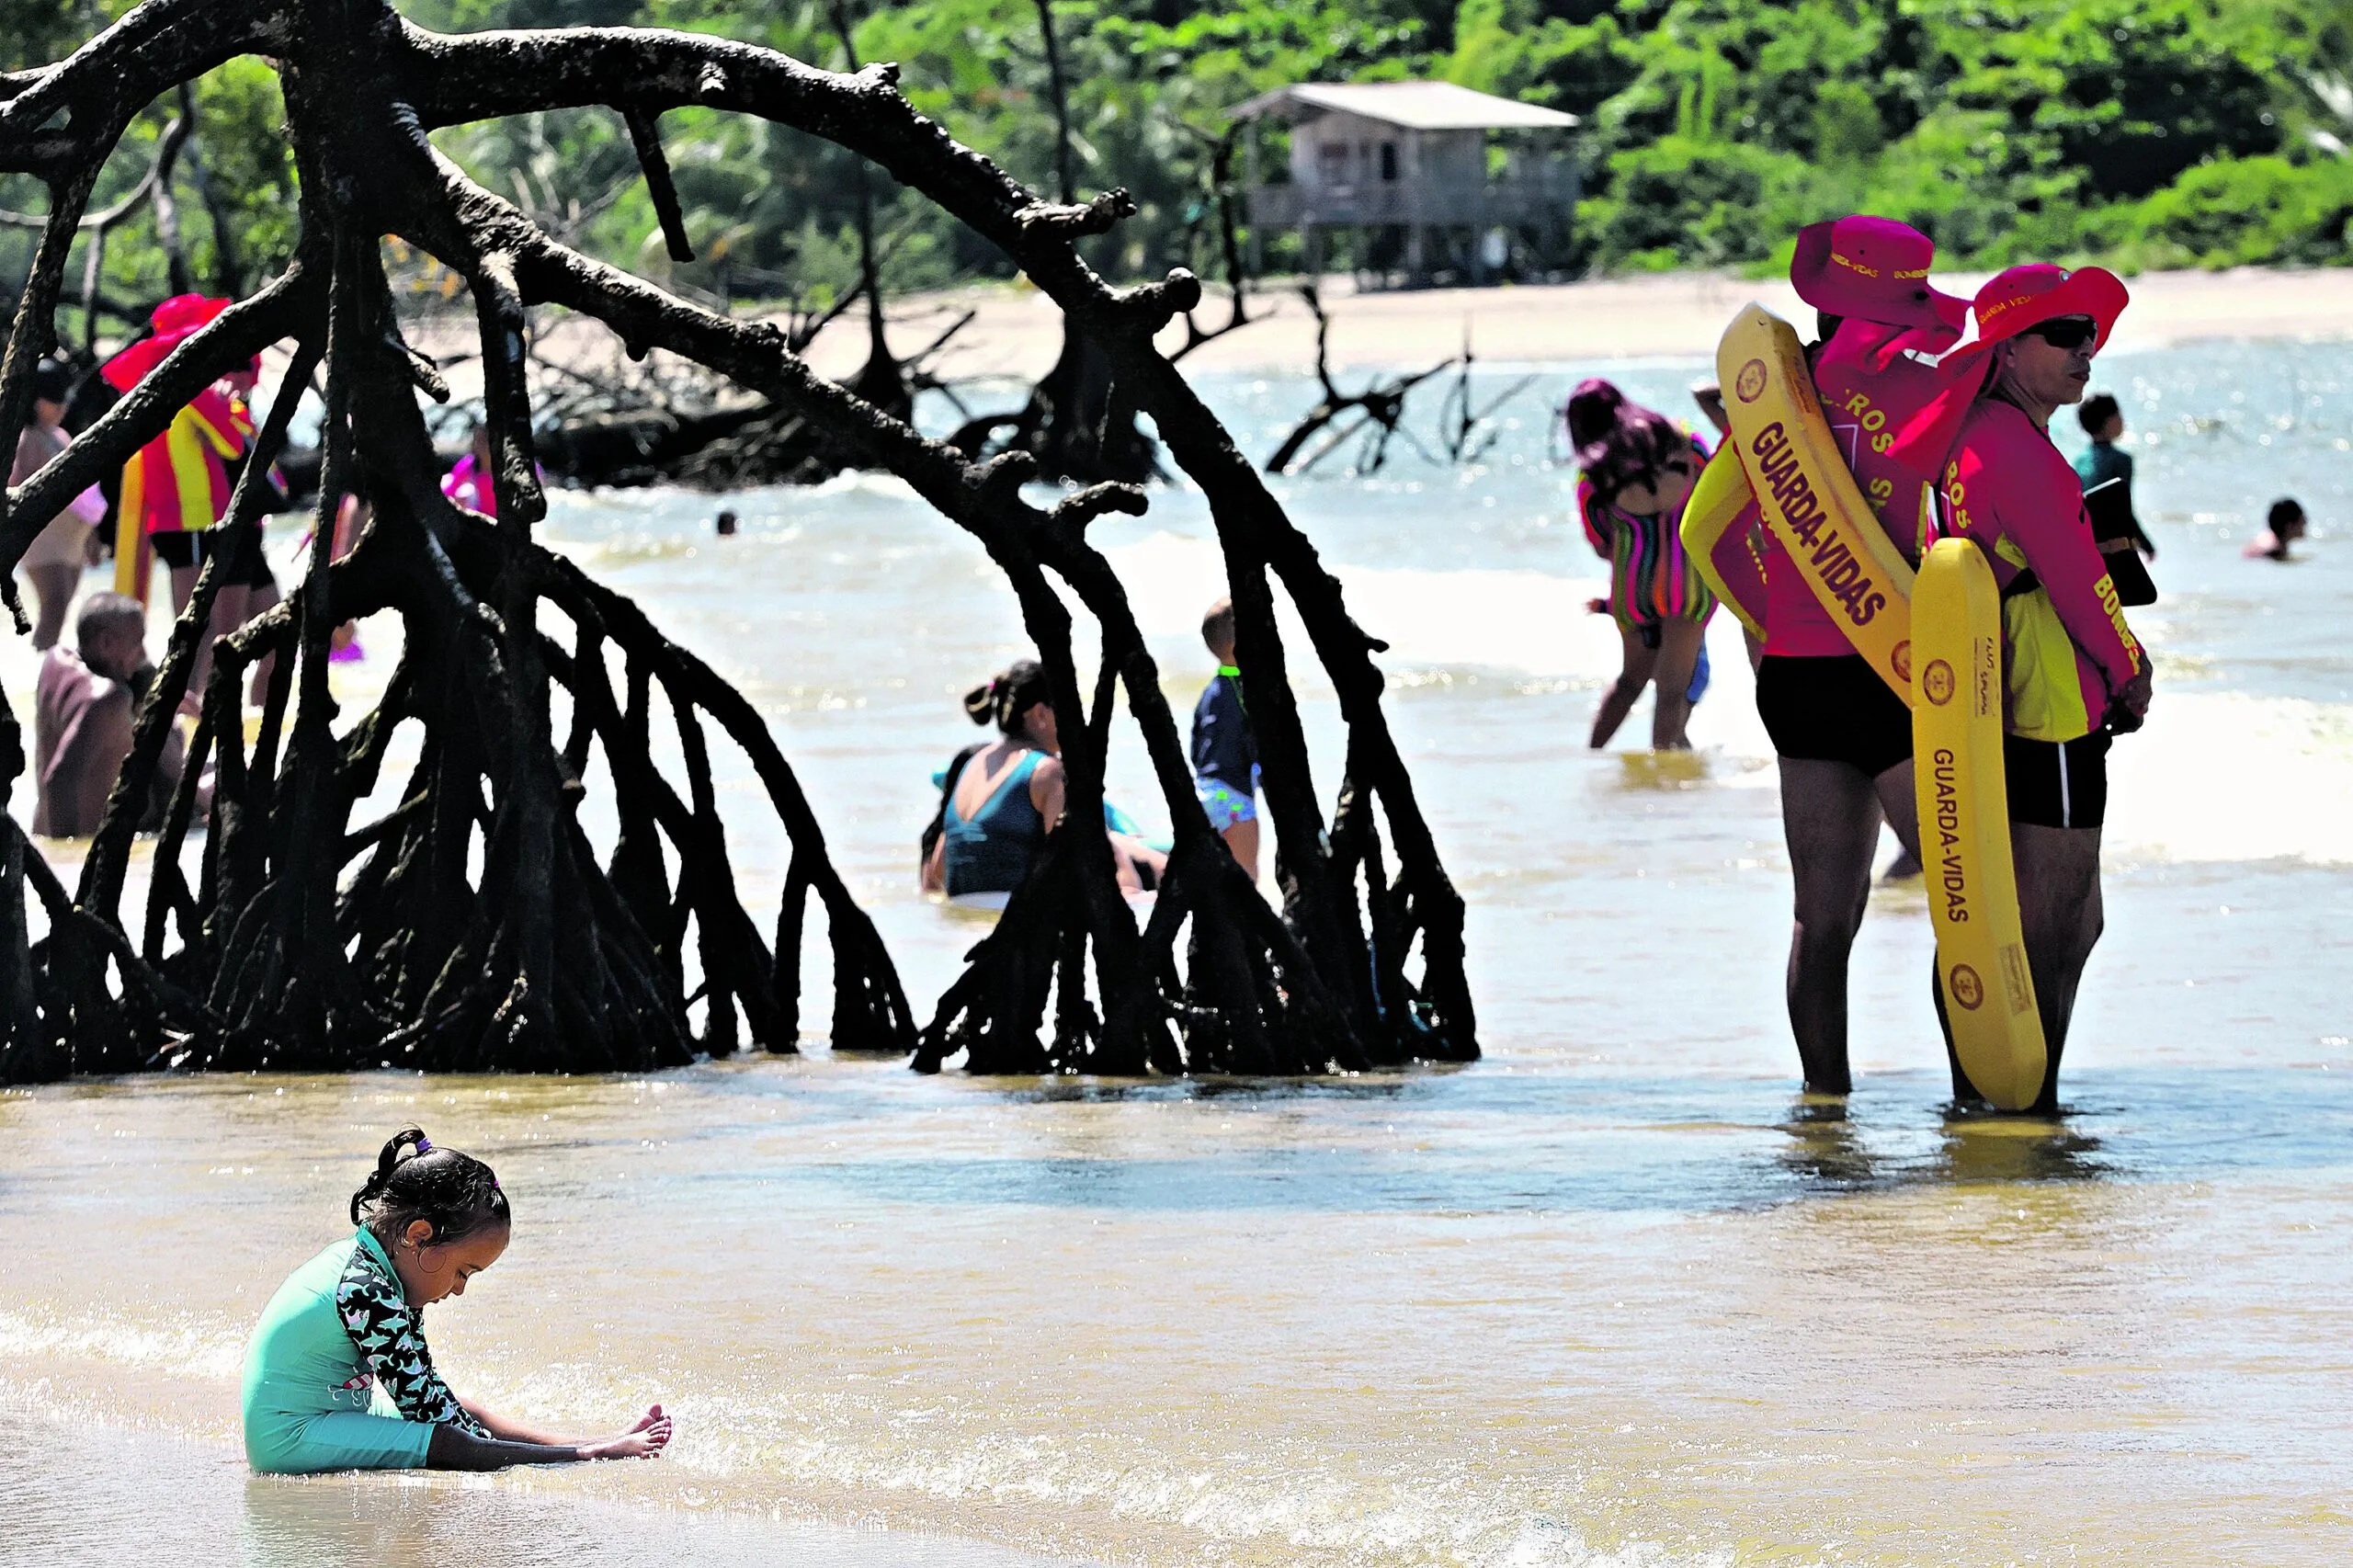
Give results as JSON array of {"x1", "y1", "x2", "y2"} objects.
[
  {"x1": 2004, "y1": 731, "x2": 2110, "y2": 831},
  {"x1": 1756, "y1": 653, "x2": 1914, "y2": 778},
  {"x1": 149, "y1": 528, "x2": 278, "y2": 589}
]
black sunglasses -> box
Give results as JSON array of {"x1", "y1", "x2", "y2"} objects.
[{"x1": 2022, "y1": 315, "x2": 2098, "y2": 350}]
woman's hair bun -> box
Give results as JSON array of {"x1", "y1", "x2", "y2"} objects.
[{"x1": 961, "y1": 660, "x2": 1051, "y2": 735}]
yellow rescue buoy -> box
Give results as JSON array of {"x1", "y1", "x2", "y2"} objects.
[
  {"x1": 1912, "y1": 538, "x2": 2047, "y2": 1110},
  {"x1": 1678, "y1": 445, "x2": 1766, "y2": 641},
  {"x1": 1713, "y1": 305, "x2": 1917, "y2": 703}
]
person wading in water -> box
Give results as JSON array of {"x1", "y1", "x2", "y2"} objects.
[
  {"x1": 921, "y1": 659, "x2": 1165, "y2": 903},
  {"x1": 1931, "y1": 264, "x2": 2153, "y2": 1111},
  {"x1": 1741, "y1": 215, "x2": 1984, "y2": 1094},
  {"x1": 1568, "y1": 381, "x2": 1717, "y2": 750}
]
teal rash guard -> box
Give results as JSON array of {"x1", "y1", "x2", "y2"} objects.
[{"x1": 241, "y1": 1227, "x2": 489, "y2": 1474}]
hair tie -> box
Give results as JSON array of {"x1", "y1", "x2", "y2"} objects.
[{"x1": 412, "y1": 1135, "x2": 433, "y2": 1155}]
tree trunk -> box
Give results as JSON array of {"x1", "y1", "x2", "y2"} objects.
[{"x1": 0, "y1": 0, "x2": 1473, "y2": 1081}]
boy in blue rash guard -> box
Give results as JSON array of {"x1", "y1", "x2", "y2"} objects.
[
  {"x1": 243, "y1": 1128, "x2": 675, "y2": 1474},
  {"x1": 1191, "y1": 598, "x2": 1261, "y2": 878}
]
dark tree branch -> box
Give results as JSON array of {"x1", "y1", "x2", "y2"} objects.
[
  {"x1": 620, "y1": 106, "x2": 694, "y2": 264},
  {"x1": 0, "y1": 0, "x2": 1473, "y2": 1083}
]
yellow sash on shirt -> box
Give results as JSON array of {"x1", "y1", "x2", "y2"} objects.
[
  {"x1": 1713, "y1": 305, "x2": 1917, "y2": 703},
  {"x1": 1677, "y1": 446, "x2": 1766, "y2": 641}
]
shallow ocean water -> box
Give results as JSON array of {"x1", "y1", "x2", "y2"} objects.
[{"x1": 3, "y1": 336, "x2": 2350, "y2": 1565}]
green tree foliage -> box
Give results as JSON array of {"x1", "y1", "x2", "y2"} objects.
[
  {"x1": 0, "y1": 0, "x2": 111, "y2": 71},
  {"x1": 1488, "y1": 0, "x2": 2347, "y2": 270},
  {"x1": 6, "y1": 0, "x2": 2345, "y2": 321},
  {"x1": 3, "y1": 5, "x2": 294, "y2": 335}
]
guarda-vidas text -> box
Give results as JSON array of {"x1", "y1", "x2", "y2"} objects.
[
  {"x1": 1930, "y1": 746, "x2": 1968, "y2": 924},
  {"x1": 1746, "y1": 422, "x2": 1890, "y2": 627}
]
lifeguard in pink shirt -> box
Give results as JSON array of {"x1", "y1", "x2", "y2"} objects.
[
  {"x1": 1734, "y1": 215, "x2": 1986, "y2": 1096},
  {"x1": 1927, "y1": 263, "x2": 2153, "y2": 1108}
]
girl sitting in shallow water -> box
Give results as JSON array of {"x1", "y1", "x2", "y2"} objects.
[{"x1": 242, "y1": 1128, "x2": 673, "y2": 1474}]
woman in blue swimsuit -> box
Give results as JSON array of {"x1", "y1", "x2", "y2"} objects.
[
  {"x1": 242, "y1": 1129, "x2": 674, "y2": 1473},
  {"x1": 920, "y1": 659, "x2": 1165, "y2": 902}
]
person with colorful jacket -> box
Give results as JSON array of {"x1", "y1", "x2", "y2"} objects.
[
  {"x1": 1934, "y1": 264, "x2": 2152, "y2": 1107},
  {"x1": 101, "y1": 294, "x2": 256, "y2": 610}
]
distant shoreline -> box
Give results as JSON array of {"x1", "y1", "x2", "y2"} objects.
[{"x1": 802, "y1": 266, "x2": 2353, "y2": 385}]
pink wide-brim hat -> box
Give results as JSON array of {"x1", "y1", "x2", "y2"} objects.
[
  {"x1": 1881, "y1": 263, "x2": 2133, "y2": 472},
  {"x1": 1790, "y1": 215, "x2": 1971, "y2": 332},
  {"x1": 1947, "y1": 263, "x2": 2131, "y2": 363}
]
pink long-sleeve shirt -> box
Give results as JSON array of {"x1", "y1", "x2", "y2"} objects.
[
  {"x1": 1938, "y1": 398, "x2": 2143, "y2": 739},
  {"x1": 1745, "y1": 317, "x2": 1972, "y2": 657}
]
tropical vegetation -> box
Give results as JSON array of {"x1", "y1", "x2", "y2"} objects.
[{"x1": 4, "y1": 0, "x2": 2351, "y2": 317}]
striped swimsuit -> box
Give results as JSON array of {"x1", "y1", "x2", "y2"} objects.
[{"x1": 1579, "y1": 437, "x2": 1718, "y2": 637}]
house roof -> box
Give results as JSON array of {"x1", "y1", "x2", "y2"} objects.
[{"x1": 1229, "y1": 81, "x2": 1577, "y2": 131}]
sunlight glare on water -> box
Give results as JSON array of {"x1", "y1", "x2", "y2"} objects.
[{"x1": 3, "y1": 342, "x2": 2351, "y2": 1566}]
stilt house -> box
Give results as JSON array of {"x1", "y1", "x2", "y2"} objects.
[{"x1": 1230, "y1": 81, "x2": 1580, "y2": 282}]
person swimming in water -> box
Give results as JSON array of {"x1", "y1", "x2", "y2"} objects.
[
  {"x1": 920, "y1": 659, "x2": 1166, "y2": 903},
  {"x1": 1567, "y1": 380, "x2": 1716, "y2": 750},
  {"x1": 242, "y1": 1128, "x2": 673, "y2": 1474},
  {"x1": 2244, "y1": 497, "x2": 2308, "y2": 561}
]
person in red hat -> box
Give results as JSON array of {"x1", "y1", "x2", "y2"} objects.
[
  {"x1": 101, "y1": 294, "x2": 256, "y2": 613},
  {"x1": 1935, "y1": 262, "x2": 2151, "y2": 1110},
  {"x1": 1735, "y1": 215, "x2": 1989, "y2": 1096}
]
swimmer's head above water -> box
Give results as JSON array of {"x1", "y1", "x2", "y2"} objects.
[
  {"x1": 351, "y1": 1128, "x2": 513, "y2": 1306},
  {"x1": 2257, "y1": 497, "x2": 2308, "y2": 560}
]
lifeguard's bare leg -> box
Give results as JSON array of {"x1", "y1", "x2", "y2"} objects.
[{"x1": 1778, "y1": 756, "x2": 1887, "y2": 1094}]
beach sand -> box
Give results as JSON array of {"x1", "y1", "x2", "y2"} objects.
[
  {"x1": 791, "y1": 264, "x2": 2353, "y2": 384},
  {"x1": 393, "y1": 264, "x2": 2349, "y2": 419}
]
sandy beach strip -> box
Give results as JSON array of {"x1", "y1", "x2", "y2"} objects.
[{"x1": 791, "y1": 265, "x2": 2353, "y2": 385}]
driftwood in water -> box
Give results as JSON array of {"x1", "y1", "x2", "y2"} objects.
[
  {"x1": 0, "y1": 0, "x2": 1472, "y2": 1080},
  {"x1": 527, "y1": 301, "x2": 976, "y2": 491},
  {"x1": 1264, "y1": 282, "x2": 1454, "y2": 477}
]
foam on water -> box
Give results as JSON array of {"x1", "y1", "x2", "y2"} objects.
[
  {"x1": 2110, "y1": 689, "x2": 2353, "y2": 864},
  {"x1": 1104, "y1": 527, "x2": 1622, "y2": 684}
]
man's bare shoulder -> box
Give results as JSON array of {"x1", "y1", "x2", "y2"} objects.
[{"x1": 38, "y1": 645, "x2": 118, "y2": 700}]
